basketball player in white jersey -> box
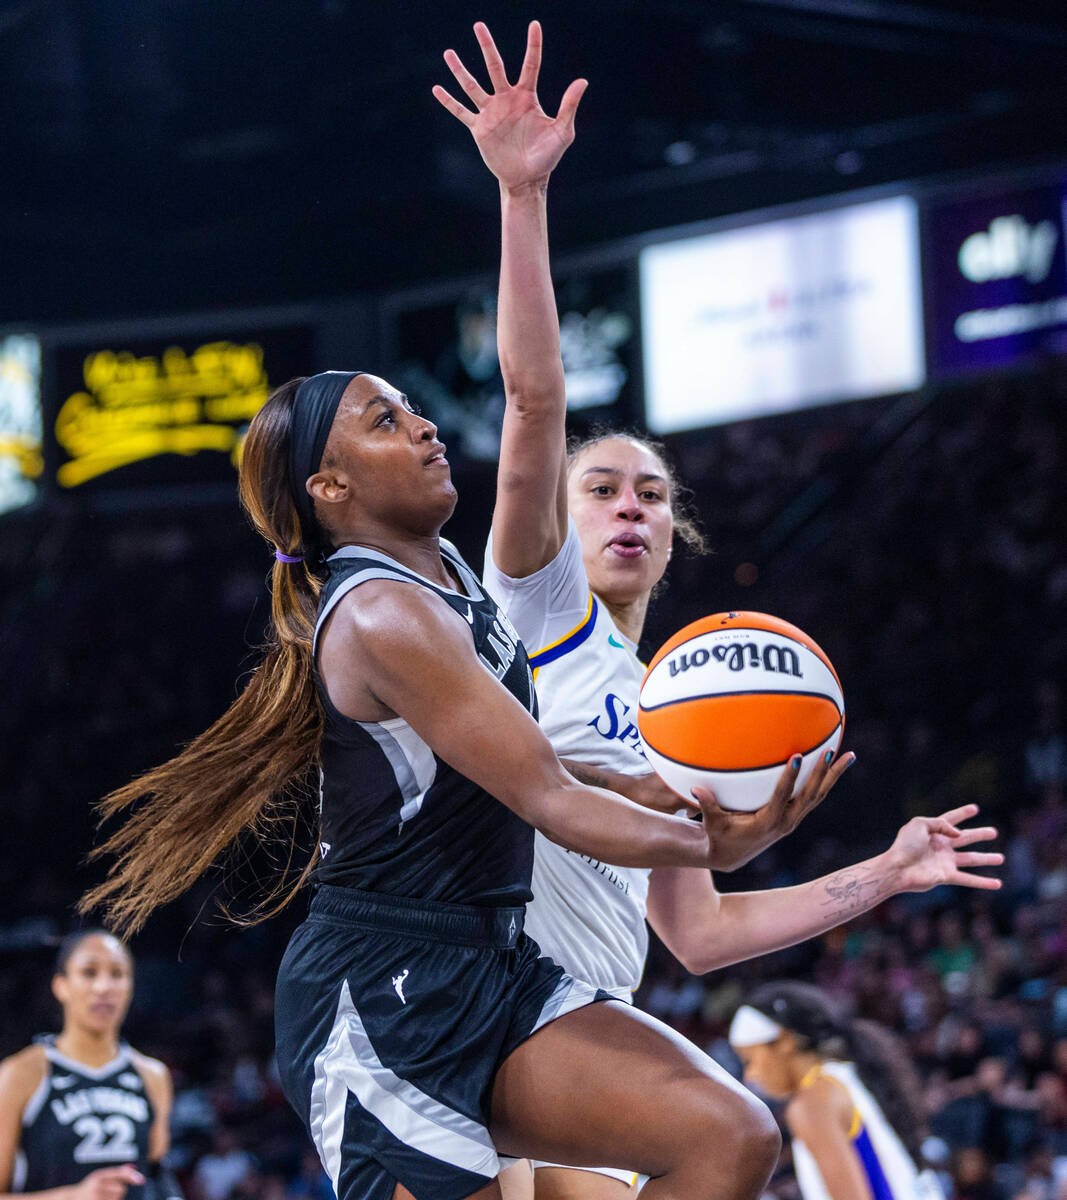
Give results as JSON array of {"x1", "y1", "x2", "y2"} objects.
[
  {"x1": 730, "y1": 982, "x2": 945, "y2": 1200},
  {"x1": 434, "y1": 20, "x2": 1003, "y2": 1200}
]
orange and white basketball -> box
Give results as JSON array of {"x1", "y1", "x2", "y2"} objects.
[{"x1": 638, "y1": 611, "x2": 844, "y2": 811}]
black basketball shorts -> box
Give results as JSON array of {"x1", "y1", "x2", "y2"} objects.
[{"x1": 275, "y1": 885, "x2": 609, "y2": 1200}]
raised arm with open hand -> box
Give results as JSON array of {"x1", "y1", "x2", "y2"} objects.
[
  {"x1": 433, "y1": 20, "x2": 587, "y2": 191},
  {"x1": 436, "y1": 20, "x2": 584, "y2": 577}
]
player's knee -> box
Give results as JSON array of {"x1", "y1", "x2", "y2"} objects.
[
  {"x1": 740, "y1": 1093, "x2": 781, "y2": 1174},
  {"x1": 719, "y1": 1089, "x2": 778, "y2": 1165},
  {"x1": 682, "y1": 1083, "x2": 779, "y2": 1191}
]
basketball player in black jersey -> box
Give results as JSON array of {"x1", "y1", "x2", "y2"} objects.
[
  {"x1": 0, "y1": 932, "x2": 179, "y2": 1200},
  {"x1": 77, "y1": 23, "x2": 879, "y2": 1200},
  {"x1": 84, "y1": 363, "x2": 786, "y2": 1200}
]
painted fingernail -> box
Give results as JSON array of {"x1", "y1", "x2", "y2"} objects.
[
  {"x1": 791, "y1": 755, "x2": 802, "y2": 769},
  {"x1": 845, "y1": 754, "x2": 857, "y2": 769},
  {"x1": 824, "y1": 750, "x2": 835, "y2": 765}
]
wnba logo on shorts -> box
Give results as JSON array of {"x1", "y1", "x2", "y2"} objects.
[{"x1": 392, "y1": 970, "x2": 409, "y2": 1004}]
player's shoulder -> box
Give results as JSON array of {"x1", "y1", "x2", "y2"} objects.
[
  {"x1": 484, "y1": 520, "x2": 591, "y2": 652},
  {"x1": 786, "y1": 1071, "x2": 854, "y2": 1137},
  {"x1": 326, "y1": 578, "x2": 475, "y2": 676},
  {"x1": 0, "y1": 1044, "x2": 48, "y2": 1106},
  {"x1": 126, "y1": 1049, "x2": 172, "y2": 1101},
  {"x1": 486, "y1": 519, "x2": 585, "y2": 587},
  {"x1": 321, "y1": 545, "x2": 465, "y2": 618},
  {"x1": 126, "y1": 1048, "x2": 168, "y2": 1081},
  {"x1": 336, "y1": 575, "x2": 463, "y2": 633}
]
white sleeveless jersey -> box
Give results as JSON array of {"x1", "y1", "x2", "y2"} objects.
[
  {"x1": 792, "y1": 1062, "x2": 944, "y2": 1200},
  {"x1": 483, "y1": 521, "x2": 653, "y2": 995}
]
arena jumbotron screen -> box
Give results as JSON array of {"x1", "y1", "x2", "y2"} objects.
[{"x1": 640, "y1": 193, "x2": 925, "y2": 432}]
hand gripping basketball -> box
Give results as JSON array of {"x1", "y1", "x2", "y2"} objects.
[{"x1": 694, "y1": 748, "x2": 856, "y2": 872}]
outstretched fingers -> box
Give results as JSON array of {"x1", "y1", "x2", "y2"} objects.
[
  {"x1": 936, "y1": 802, "x2": 980, "y2": 826},
  {"x1": 952, "y1": 851, "x2": 1005, "y2": 869},
  {"x1": 442, "y1": 47, "x2": 490, "y2": 108},
  {"x1": 432, "y1": 84, "x2": 477, "y2": 128},
  {"x1": 950, "y1": 867, "x2": 1003, "y2": 890},
  {"x1": 555, "y1": 77, "x2": 588, "y2": 131},
  {"x1": 474, "y1": 21, "x2": 510, "y2": 91},
  {"x1": 949, "y1": 825, "x2": 999, "y2": 848},
  {"x1": 517, "y1": 20, "x2": 543, "y2": 90},
  {"x1": 946, "y1": 810, "x2": 1002, "y2": 888}
]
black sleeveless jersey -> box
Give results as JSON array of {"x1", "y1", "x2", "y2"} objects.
[
  {"x1": 312, "y1": 539, "x2": 538, "y2": 907},
  {"x1": 14, "y1": 1038, "x2": 153, "y2": 1194}
]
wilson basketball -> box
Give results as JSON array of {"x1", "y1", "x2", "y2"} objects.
[{"x1": 638, "y1": 611, "x2": 844, "y2": 811}]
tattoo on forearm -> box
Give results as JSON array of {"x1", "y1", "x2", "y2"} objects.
[
  {"x1": 564, "y1": 761, "x2": 613, "y2": 792},
  {"x1": 821, "y1": 866, "x2": 887, "y2": 920}
]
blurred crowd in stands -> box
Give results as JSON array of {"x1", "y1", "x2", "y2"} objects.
[{"x1": 0, "y1": 361, "x2": 1064, "y2": 1200}]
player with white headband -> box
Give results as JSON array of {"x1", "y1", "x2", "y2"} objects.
[{"x1": 730, "y1": 982, "x2": 945, "y2": 1200}]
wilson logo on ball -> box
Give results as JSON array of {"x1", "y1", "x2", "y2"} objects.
[{"x1": 667, "y1": 641, "x2": 802, "y2": 678}]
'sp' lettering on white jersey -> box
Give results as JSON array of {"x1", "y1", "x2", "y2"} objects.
[{"x1": 483, "y1": 521, "x2": 651, "y2": 995}]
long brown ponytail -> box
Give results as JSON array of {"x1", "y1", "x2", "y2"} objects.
[{"x1": 79, "y1": 379, "x2": 328, "y2": 934}]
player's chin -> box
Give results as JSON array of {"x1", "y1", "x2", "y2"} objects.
[
  {"x1": 83, "y1": 1011, "x2": 121, "y2": 1033},
  {"x1": 747, "y1": 1077, "x2": 786, "y2": 1101},
  {"x1": 416, "y1": 471, "x2": 458, "y2": 510},
  {"x1": 438, "y1": 477, "x2": 459, "y2": 510},
  {"x1": 603, "y1": 554, "x2": 659, "y2": 591},
  {"x1": 426, "y1": 464, "x2": 456, "y2": 491}
]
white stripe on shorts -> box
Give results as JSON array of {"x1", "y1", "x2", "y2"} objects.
[
  {"x1": 531, "y1": 973, "x2": 603, "y2": 1035},
  {"x1": 531, "y1": 1162, "x2": 638, "y2": 1185},
  {"x1": 308, "y1": 980, "x2": 501, "y2": 1190}
]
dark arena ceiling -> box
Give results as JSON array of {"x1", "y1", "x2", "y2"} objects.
[{"x1": 3, "y1": 0, "x2": 1067, "y2": 323}]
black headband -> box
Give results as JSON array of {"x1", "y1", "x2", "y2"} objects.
[{"x1": 288, "y1": 370, "x2": 364, "y2": 547}]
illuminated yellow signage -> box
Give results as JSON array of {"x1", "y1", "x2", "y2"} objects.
[{"x1": 55, "y1": 341, "x2": 269, "y2": 487}]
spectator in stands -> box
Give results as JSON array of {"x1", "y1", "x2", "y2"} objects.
[{"x1": 190, "y1": 1127, "x2": 255, "y2": 1200}]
